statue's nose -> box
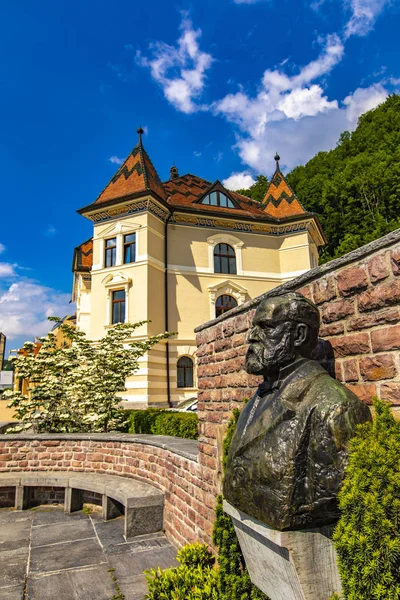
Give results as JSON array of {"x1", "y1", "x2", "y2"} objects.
[{"x1": 247, "y1": 327, "x2": 259, "y2": 343}]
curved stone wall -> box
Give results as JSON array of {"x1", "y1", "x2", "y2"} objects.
[{"x1": 0, "y1": 433, "x2": 214, "y2": 549}]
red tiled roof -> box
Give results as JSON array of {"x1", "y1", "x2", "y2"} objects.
[
  {"x1": 94, "y1": 140, "x2": 166, "y2": 205},
  {"x1": 164, "y1": 174, "x2": 267, "y2": 219},
  {"x1": 73, "y1": 238, "x2": 93, "y2": 272},
  {"x1": 262, "y1": 168, "x2": 306, "y2": 218}
]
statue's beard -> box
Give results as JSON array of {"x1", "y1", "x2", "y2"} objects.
[{"x1": 246, "y1": 333, "x2": 296, "y2": 376}]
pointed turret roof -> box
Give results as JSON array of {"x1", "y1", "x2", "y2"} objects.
[
  {"x1": 93, "y1": 128, "x2": 166, "y2": 205},
  {"x1": 261, "y1": 153, "x2": 306, "y2": 218}
]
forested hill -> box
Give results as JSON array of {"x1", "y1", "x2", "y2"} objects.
[{"x1": 237, "y1": 95, "x2": 400, "y2": 263}]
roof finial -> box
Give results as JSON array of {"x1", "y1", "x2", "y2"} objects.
[
  {"x1": 170, "y1": 163, "x2": 179, "y2": 180},
  {"x1": 274, "y1": 152, "x2": 281, "y2": 171},
  {"x1": 137, "y1": 126, "x2": 144, "y2": 144}
]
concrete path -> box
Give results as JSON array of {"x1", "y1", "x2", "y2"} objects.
[{"x1": 0, "y1": 506, "x2": 178, "y2": 600}]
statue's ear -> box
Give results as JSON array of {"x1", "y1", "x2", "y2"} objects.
[{"x1": 293, "y1": 323, "x2": 308, "y2": 348}]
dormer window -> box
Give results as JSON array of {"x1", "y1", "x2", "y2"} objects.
[{"x1": 201, "y1": 191, "x2": 235, "y2": 208}]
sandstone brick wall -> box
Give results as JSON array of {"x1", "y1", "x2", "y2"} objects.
[
  {"x1": 0, "y1": 436, "x2": 214, "y2": 549},
  {"x1": 195, "y1": 230, "x2": 400, "y2": 515}
]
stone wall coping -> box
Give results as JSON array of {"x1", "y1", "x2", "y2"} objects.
[
  {"x1": 0, "y1": 432, "x2": 199, "y2": 462},
  {"x1": 195, "y1": 228, "x2": 400, "y2": 332}
]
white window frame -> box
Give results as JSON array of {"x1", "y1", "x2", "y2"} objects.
[
  {"x1": 208, "y1": 280, "x2": 248, "y2": 320},
  {"x1": 102, "y1": 272, "x2": 132, "y2": 325},
  {"x1": 177, "y1": 354, "x2": 196, "y2": 389},
  {"x1": 94, "y1": 221, "x2": 141, "y2": 270},
  {"x1": 207, "y1": 233, "x2": 244, "y2": 275}
]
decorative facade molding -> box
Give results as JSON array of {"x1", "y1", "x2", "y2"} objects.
[
  {"x1": 87, "y1": 198, "x2": 170, "y2": 224},
  {"x1": 102, "y1": 272, "x2": 132, "y2": 326},
  {"x1": 208, "y1": 279, "x2": 248, "y2": 320},
  {"x1": 170, "y1": 213, "x2": 318, "y2": 240},
  {"x1": 206, "y1": 232, "x2": 244, "y2": 275}
]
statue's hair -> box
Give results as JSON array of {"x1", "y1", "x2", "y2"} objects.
[{"x1": 259, "y1": 292, "x2": 320, "y2": 356}]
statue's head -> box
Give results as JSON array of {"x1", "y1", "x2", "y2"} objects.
[{"x1": 245, "y1": 292, "x2": 320, "y2": 377}]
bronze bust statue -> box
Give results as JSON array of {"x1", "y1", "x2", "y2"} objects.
[{"x1": 223, "y1": 292, "x2": 371, "y2": 531}]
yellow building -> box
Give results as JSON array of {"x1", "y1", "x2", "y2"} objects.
[{"x1": 73, "y1": 129, "x2": 325, "y2": 408}]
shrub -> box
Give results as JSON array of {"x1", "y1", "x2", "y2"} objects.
[
  {"x1": 145, "y1": 543, "x2": 218, "y2": 600},
  {"x1": 152, "y1": 412, "x2": 198, "y2": 440},
  {"x1": 127, "y1": 409, "x2": 198, "y2": 440},
  {"x1": 127, "y1": 408, "x2": 163, "y2": 434},
  {"x1": 144, "y1": 401, "x2": 266, "y2": 599},
  {"x1": 333, "y1": 398, "x2": 400, "y2": 600},
  {"x1": 213, "y1": 406, "x2": 267, "y2": 600}
]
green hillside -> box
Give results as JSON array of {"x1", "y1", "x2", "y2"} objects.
[{"x1": 237, "y1": 95, "x2": 400, "y2": 263}]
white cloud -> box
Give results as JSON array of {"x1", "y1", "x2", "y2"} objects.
[
  {"x1": 109, "y1": 156, "x2": 124, "y2": 165},
  {"x1": 223, "y1": 172, "x2": 256, "y2": 190},
  {"x1": 193, "y1": 151, "x2": 202, "y2": 157},
  {"x1": 343, "y1": 83, "x2": 388, "y2": 125},
  {"x1": 0, "y1": 252, "x2": 73, "y2": 343},
  {"x1": 234, "y1": 84, "x2": 388, "y2": 172},
  {"x1": 344, "y1": 0, "x2": 392, "y2": 38},
  {"x1": 211, "y1": 30, "x2": 391, "y2": 172},
  {"x1": 136, "y1": 13, "x2": 214, "y2": 113},
  {"x1": 214, "y1": 34, "x2": 344, "y2": 140},
  {"x1": 0, "y1": 243, "x2": 5, "y2": 254},
  {"x1": 0, "y1": 280, "x2": 72, "y2": 341},
  {"x1": 0, "y1": 263, "x2": 16, "y2": 278}
]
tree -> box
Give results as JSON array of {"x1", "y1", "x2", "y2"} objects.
[
  {"x1": 4, "y1": 318, "x2": 171, "y2": 433},
  {"x1": 333, "y1": 399, "x2": 400, "y2": 599},
  {"x1": 235, "y1": 175, "x2": 269, "y2": 203},
  {"x1": 286, "y1": 95, "x2": 400, "y2": 262},
  {"x1": 236, "y1": 96, "x2": 400, "y2": 262}
]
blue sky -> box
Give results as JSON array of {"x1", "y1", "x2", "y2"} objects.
[{"x1": 0, "y1": 0, "x2": 399, "y2": 353}]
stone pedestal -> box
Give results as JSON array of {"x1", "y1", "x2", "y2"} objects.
[{"x1": 223, "y1": 500, "x2": 342, "y2": 600}]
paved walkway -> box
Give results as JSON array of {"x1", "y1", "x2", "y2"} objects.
[{"x1": 0, "y1": 506, "x2": 178, "y2": 600}]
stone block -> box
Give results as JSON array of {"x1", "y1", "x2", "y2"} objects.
[
  {"x1": 223, "y1": 500, "x2": 341, "y2": 600},
  {"x1": 359, "y1": 354, "x2": 397, "y2": 381},
  {"x1": 368, "y1": 254, "x2": 389, "y2": 283},
  {"x1": 125, "y1": 504, "x2": 164, "y2": 538},
  {"x1": 321, "y1": 298, "x2": 354, "y2": 324},
  {"x1": 312, "y1": 277, "x2": 336, "y2": 305},
  {"x1": 64, "y1": 487, "x2": 84, "y2": 513},
  {"x1": 337, "y1": 266, "x2": 368, "y2": 297},
  {"x1": 358, "y1": 280, "x2": 400, "y2": 312},
  {"x1": 380, "y1": 382, "x2": 400, "y2": 405},
  {"x1": 371, "y1": 325, "x2": 400, "y2": 352},
  {"x1": 347, "y1": 382, "x2": 377, "y2": 403},
  {"x1": 391, "y1": 247, "x2": 400, "y2": 275},
  {"x1": 102, "y1": 495, "x2": 123, "y2": 521},
  {"x1": 328, "y1": 333, "x2": 371, "y2": 357},
  {"x1": 15, "y1": 485, "x2": 30, "y2": 510},
  {"x1": 342, "y1": 358, "x2": 359, "y2": 382}
]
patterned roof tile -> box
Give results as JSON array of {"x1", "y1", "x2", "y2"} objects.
[
  {"x1": 94, "y1": 137, "x2": 166, "y2": 205},
  {"x1": 262, "y1": 168, "x2": 306, "y2": 218}
]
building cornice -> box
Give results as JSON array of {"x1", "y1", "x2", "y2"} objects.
[{"x1": 170, "y1": 211, "x2": 325, "y2": 245}]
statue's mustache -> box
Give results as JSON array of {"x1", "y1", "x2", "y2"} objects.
[{"x1": 246, "y1": 344, "x2": 264, "y2": 362}]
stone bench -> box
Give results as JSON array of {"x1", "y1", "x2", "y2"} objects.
[{"x1": 0, "y1": 471, "x2": 164, "y2": 539}]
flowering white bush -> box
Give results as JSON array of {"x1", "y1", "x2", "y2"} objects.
[{"x1": 4, "y1": 318, "x2": 171, "y2": 433}]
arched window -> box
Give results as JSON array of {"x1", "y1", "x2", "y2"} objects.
[
  {"x1": 177, "y1": 356, "x2": 194, "y2": 388},
  {"x1": 216, "y1": 295, "x2": 238, "y2": 318},
  {"x1": 214, "y1": 243, "x2": 236, "y2": 274}
]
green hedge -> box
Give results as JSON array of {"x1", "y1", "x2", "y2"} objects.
[
  {"x1": 333, "y1": 398, "x2": 400, "y2": 600},
  {"x1": 127, "y1": 409, "x2": 198, "y2": 440}
]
